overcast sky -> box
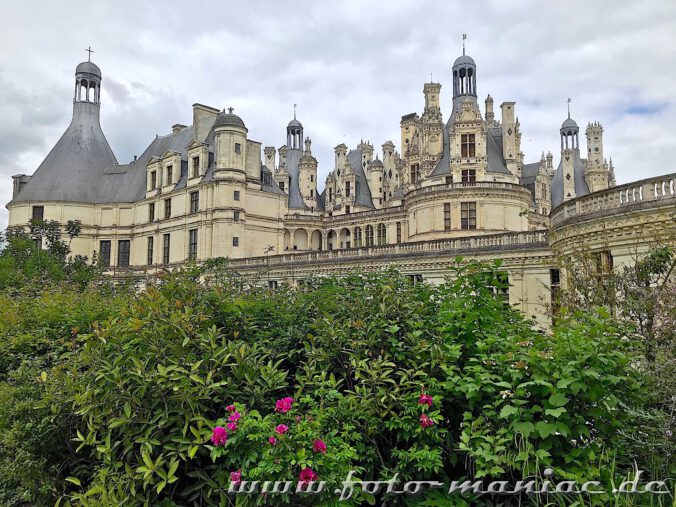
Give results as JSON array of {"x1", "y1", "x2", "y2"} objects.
[{"x1": 1, "y1": 0, "x2": 675, "y2": 227}]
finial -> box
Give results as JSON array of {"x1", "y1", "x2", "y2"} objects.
[
  {"x1": 293, "y1": 103, "x2": 297, "y2": 120},
  {"x1": 567, "y1": 98, "x2": 571, "y2": 119},
  {"x1": 430, "y1": 72, "x2": 433, "y2": 83},
  {"x1": 462, "y1": 34, "x2": 467, "y2": 56},
  {"x1": 228, "y1": 107, "x2": 234, "y2": 114},
  {"x1": 85, "y1": 46, "x2": 94, "y2": 62}
]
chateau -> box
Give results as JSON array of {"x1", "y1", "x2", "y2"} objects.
[{"x1": 7, "y1": 50, "x2": 675, "y2": 326}]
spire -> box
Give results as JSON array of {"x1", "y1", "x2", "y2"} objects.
[
  {"x1": 462, "y1": 33, "x2": 467, "y2": 56},
  {"x1": 293, "y1": 103, "x2": 297, "y2": 120},
  {"x1": 567, "y1": 97, "x2": 571, "y2": 119}
]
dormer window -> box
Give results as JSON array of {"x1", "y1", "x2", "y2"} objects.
[
  {"x1": 166, "y1": 165, "x2": 173, "y2": 185},
  {"x1": 461, "y1": 134, "x2": 476, "y2": 157},
  {"x1": 192, "y1": 157, "x2": 200, "y2": 178},
  {"x1": 410, "y1": 164, "x2": 420, "y2": 183},
  {"x1": 150, "y1": 171, "x2": 157, "y2": 190},
  {"x1": 346, "y1": 181, "x2": 351, "y2": 197}
]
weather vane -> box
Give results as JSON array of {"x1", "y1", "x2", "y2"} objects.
[{"x1": 85, "y1": 46, "x2": 94, "y2": 62}]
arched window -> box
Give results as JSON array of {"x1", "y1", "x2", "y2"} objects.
[
  {"x1": 354, "y1": 226, "x2": 362, "y2": 248},
  {"x1": 365, "y1": 225, "x2": 374, "y2": 247},
  {"x1": 377, "y1": 223, "x2": 386, "y2": 245}
]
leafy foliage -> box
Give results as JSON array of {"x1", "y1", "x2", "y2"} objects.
[{"x1": 0, "y1": 238, "x2": 672, "y2": 505}]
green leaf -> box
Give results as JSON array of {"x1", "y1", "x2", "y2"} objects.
[
  {"x1": 545, "y1": 407, "x2": 566, "y2": 418},
  {"x1": 156, "y1": 480, "x2": 167, "y2": 494},
  {"x1": 548, "y1": 393, "x2": 569, "y2": 407},
  {"x1": 124, "y1": 402, "x2": 131, "y2": 418},
  {"x1": 535, "y1": 421, "x2": 556, "y2": 439},
  {"x1": 65, "y1": 477, "x2": 81, "y2": 486},
  {"x1": 499, "y1": 405, "x2": 518, "y2": 418},
  {"x1": 512, "y1": 421, "x2": 534, "y2": 438}
]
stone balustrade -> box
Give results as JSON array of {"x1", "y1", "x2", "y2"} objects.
[
  {"x1": 550, "y1": 174, "x2": 676, "y2": 227},
  {"x1": 227, "y1": 230, "x2": 548, "y2": 267}
]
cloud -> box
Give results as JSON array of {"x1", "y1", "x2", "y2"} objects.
[{"x1": 1, "y1": 0, "x2": 675, "y2": 228}]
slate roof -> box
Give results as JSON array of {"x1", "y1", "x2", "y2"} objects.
[
  {"x1": 346, "y1": 148, "x2": 375, "y2": 209},
  {"x1": 10, "y1": 102, "x2": 117, "y2": 204},
  {"x1": 11, "y1": 105, "x2": 281, "y2": 205},
  {"x1": 284, "y1": 148, "x2": 307, "y2": 210},
  {"x1": 551, "y1": 150, "x2": 589, "y2": 208}
]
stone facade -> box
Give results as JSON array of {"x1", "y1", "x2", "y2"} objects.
[{"x1": 6, "y1": 52, "x2": 675, "y2": 328}]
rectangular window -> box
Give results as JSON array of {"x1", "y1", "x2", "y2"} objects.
[
  {"x1": 190, "y1": 191, "x2": 199, "y2": 214},
  {"x1": 192, "y1": 157, "x2": 200, "y2": 178},
  {"x1": 162, "y1": 234, "x2": 170, "y2": 264},
  {"x1": 234, "y1": 190, "x2": 240, "y2": 201},
  {"x1": 410, "y1": 164, "x2": 420, "y2": 184},
  {"x1": 550, "y1": 268, "x2": 561, "y2": 322},
  {"x1": 461, "y1": 169, "x2": 476, "y2": 183},
  {"x1": 346, "y1": 181, "x2": 351, "y2": 197},
  {"x1": 166, "y1": 165, "x2": 173, "y2": 185},
  {"x1": 328, "y1": 188, "x2": 333, "y2": 202},
  {"x1": 444, "y1": 203, "x2": 451, "y2": 231},
  {"x1": 268, "y1": 280, "x2": 278, "y2": 290},
  {"x1": 164, "y1": 198, "x2": 171, "y2": 219},
  {"x1": 149, "y1": 202, "x2": 155, "y2": 222},
  {"x1": 233, "y1": 236, "x2": 239, "y2": 247},
  {"x1": 150, "y1": 171, "x2": 157, "y2": 190},
  {"x1": 595, "y1": 250, "x2": 614, "y2": 274},
  {"x1": 233, "y1": 211, "x2": 240, "y2": 222},
  {"x1": 147, "y1": 237, "x2": 154, "y2": 266},
  {"x1": 407, "y1": 274, "x2": 423, "y2": 284},
  {"x1": 188, "y1": 229, "x2": 198, "y2": 261},
  {"x1": 235, "y1": 143, "x2": 241, "y2": 154},
  {"x1": 345, "y1": 206, "x2": 350, "y2": 214},
  {"x1": 117, "y1": 240, "x2": 130, "y2": 267},
  {"x1": 396, "y1": 222, "x2": 402, "y2": 243},
  {"x1": 461, "y1": 202, "x2": 477, "y2": 230},
  {"x1": 461, "y1": 134, "x2": 476, "y2": 158},
  {"x1": 279, "y1": 181, "x2": 285, "y2": 191},
  {"x1": 99, "y1": 240, "x2": 111, "y2": 267},
  {"x1": 310, "y1": 174, "x2": 314, "y2": 182},
  {"x1": 310, "y1": 189, "x2": 314, "y2": 197},
  {"x1": 32, "y1": 205, "x2": 44, "y2": 221}
]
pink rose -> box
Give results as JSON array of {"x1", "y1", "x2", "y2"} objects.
[
  {"x1": 420, "y1": 413, "x2": 434, "y2": 428},
  {"x1": 230, "y1": 469, "x2": 242, "y2": 485},
  {"x1": 229, "y1": 412, "x2": 241, "y2": 422},
  {"x1": 226, "y1": 404, "x2": 236, "y2": 413},
  {"x1": 299, "y1": 467, "x2": 318, "y2": 484},
  {"x1": 211, "y1": 426, "x2": 228, "y2": 446},
  {"x1": 275, "y1": 397, "x2": 294, "y2": 413},
  {"x1": 275, "y1": 424, "x2": 289, "y2": 435},
  {"x1": 227, "y1": 422, "x2": 238, "y2": 432},
  {"x1": 312, "y1": 439, "x2": 327, "y2": 454},
  {"x1": 418, "y1": 393, "x2": 433, "y2": 407},
  {"x1": 268, "y1": 436, "x2": 277, "y2": 445}
]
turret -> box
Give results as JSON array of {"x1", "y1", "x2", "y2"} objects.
[
  {"x1": 485, "y1": 94, "x2": 495, "y2": 125},
  {"x1": 298, "y1": 137, "x2": 318, "y2": 209},
  {"x1": 584, "y1": 122, "x2": 610, "y2": 193},
  {"x1": 500, "y1": 102, "x2": 518, "y2": 175},
  {"x1": 213, "y1": 107, "x2": 248, "y2": 182}
]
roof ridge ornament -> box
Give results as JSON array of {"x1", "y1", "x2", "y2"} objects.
[
  {"x1": 567, "y1": 97, "x2": 571, "y2": 119},
  {"x1": 85, "y1": 46, "x2": 94, "y2": 62},
  {"x1": 462, "y1": 33, "x2": 467, "y2": 56}
]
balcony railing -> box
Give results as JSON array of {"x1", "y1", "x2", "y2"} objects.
[
  {"x1": 551, "y1": 174, "x2": 676, "y2": 227},
  {"x1": 227, "y1": 230, "x2": 549, "y2": 268}
]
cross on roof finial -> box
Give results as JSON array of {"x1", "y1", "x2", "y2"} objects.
[
  {"x1": 567, "y1": 97, "x2": 571, "y2": 119},
  {"x1": 228, "y1": 106, "x2": 234, "y2": 114},
  {"x1": 293, "y1": 103, "x2": 297, "y2": 120},
  {"x1": 85, "y1": 46, "x2": 94, "y2": 62},
  {"x1": 462, "y1": 34, "x2": 467, "y2": 56}
]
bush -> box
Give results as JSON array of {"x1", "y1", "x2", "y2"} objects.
[{"x1": 39, "y1": 263, "x2": 663, "y2": 506}]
